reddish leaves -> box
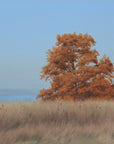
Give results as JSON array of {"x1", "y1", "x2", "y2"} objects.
[{"x1": 37, "y1": 33, "x2": 114, "y2": 101}]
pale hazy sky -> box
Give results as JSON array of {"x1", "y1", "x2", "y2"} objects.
[{"x1": 0, "y1": 0, "x2": 114, "y2": 91}]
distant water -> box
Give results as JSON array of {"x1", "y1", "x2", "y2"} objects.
[{"x1": 0, "y1": 95, "x2": 39, "y2": 103}]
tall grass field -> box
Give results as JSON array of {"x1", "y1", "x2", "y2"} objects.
[{"x1": 0, "y1": 100, "x2": 114, "y2": 144}]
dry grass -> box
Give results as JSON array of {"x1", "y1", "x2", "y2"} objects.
[{"x1": 0, "y1": 100, "x2": 114, "y2": 144}]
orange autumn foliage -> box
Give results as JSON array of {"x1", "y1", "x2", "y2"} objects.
[{"x1": 37, "y1": 33, "x2": 114, "y2": 101}]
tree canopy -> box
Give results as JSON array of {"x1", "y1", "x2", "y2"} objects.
[{"x1": 37, "y1": 33, "x2": 114, "y2": 101}]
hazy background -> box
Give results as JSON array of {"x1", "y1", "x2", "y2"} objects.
[{"x1": 0, "y1": 0, "x2": 114, "y2": 97}]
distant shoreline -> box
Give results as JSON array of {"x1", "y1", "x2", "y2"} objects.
[
  {"x1": 0, "y1": 89, "x2": 39, "y2": 96},
  {"x1": 0, "y1": 95, "x2": 40, "y2": 102}
]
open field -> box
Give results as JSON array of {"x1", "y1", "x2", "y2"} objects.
[{"x1": 0, "y1": 100, "x2": 114, "y2": 144}]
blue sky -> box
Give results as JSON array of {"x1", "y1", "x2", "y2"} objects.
[{"x1": 0, "y1": 0, "x2": 114, "y2": 91}]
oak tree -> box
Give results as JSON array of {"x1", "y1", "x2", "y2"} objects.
[{"x1": 37, "y1": 33, "x2": 114, "y2": 101}]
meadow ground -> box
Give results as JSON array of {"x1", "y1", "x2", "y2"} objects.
[{"x1": 0, "y1": 100, "x2": 114, "y2": 144}]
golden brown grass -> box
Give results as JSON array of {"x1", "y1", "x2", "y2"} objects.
[{"x1": 0, "y1": 100, "x2": 114, "y2": 144}]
